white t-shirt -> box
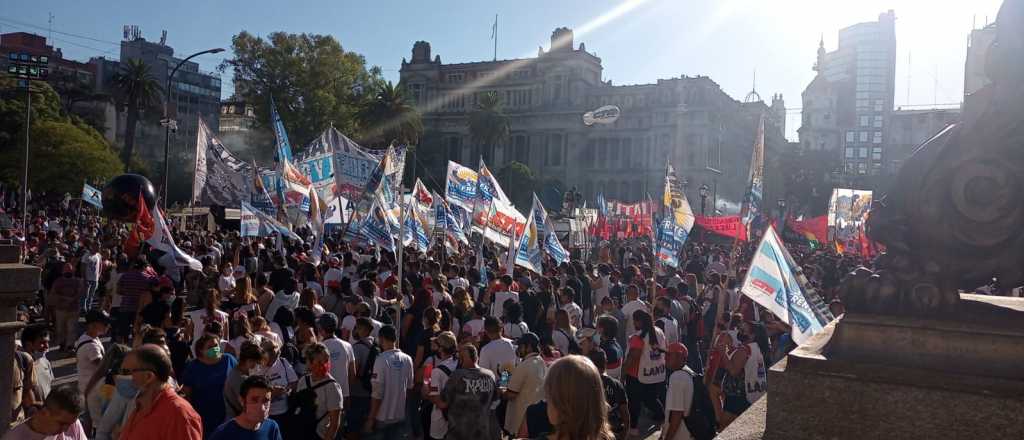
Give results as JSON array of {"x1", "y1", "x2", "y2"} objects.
[
  {"x1": 657, "y1": 316, "x2": 681, "y2": 346},
  {"x1": 621, "y1": 299, "x2": 648, "y2": 336},
  {"x1": 427, "y1": 356, "x2": 459, "y2": 439},
  {"x1": 552, "y1": 328, "x2": 572, "y2": 355},
  {"x1": 503, "y1": 322, "x2": 529, "y2": 340},
  {"x1": 217, "y1": 274, "x2": 236, "y2": 294},
  {"x1": 265, "y1": 357, "x2": 297, "y2": 415},
  {"x1": 188, "y1": 309, "x2": 229, "y2": 346},
  {"x1": 593, "y1": 275, "x2": 610, "y2": 307},
  {"x1": 491, "y1": 291, "x2": 520, "y2": 318},
  {"x1": 561, "y1": 302, "x2": 583, "y2": 329},
  {"x1": 371, "y1": 349, "x2": 414, "y2": 423},
  {"x1": 322, "y1": 336, "x2": 355, "y2": 396},
  {"x1": 479, "y1": 337, "x2": 517, "y2": 377},
  {"x1": 74, "y1": 334, "x2": 104, "y2": 395},
  {"x1": 81, "y1": 252, "x2": 102, "y2": 282},
  {"x1": 324, "y1": 268, "x2": 344, "y2": 289},
  {"x1": 664, "y1": 368, "x2": 695, "y2": 440},
  {"x1": 431, "y1": 290, "x2": 451, "y2": 308},
  {"x1": 632, "y1": 328, "x2": 667, "y2": 384},
  {"x1": 303, "y1": 281, "x2": 324, "y2": 299},
  {"x1": 449, "y1": 277, "x2": 469, "y2": 292},
  {"x1": 461, "y1": 319, "x2": 485, "y2": 340}
]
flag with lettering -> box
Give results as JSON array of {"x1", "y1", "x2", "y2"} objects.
[
  {"x1": 444, "y1": 161, "x2": 478, "y2": 213},
  {"x1": 740, "y1": 225, "x2": 832, "y2": 344}
]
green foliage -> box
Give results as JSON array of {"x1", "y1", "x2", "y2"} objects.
[
  {"x1": 496, "y1": 161, "x2": 537, "y2": 211},
  {"x1": 0, "y1": 78, "x2": 63, "y2": 147},
  {"x1": 113, "y1": 59, "x2": 163, "y2": 167},
  {"x1": 222, "y1": 31, "x2": 382, "y2": 152},
  {"x1": 358, "y1": 80, "x2": 422, "y2": 149},
  {"x1": 468, "y1": 91, "x2": 510, "y2": 161},
  {"x1": 0, "y1": 120, "x2": 123, "y2": 194}
]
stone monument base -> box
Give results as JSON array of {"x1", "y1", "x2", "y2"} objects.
[{"x1": 717, "y1": 294, "x2": 1024, "y2": 440}]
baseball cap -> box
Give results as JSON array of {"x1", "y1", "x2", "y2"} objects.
[
  {"x1": 666, "y1": 342, "x2": 688, "y2": 358},
  {"x1": 431, "y1": 331, "x2": 457, "y2": 351}
]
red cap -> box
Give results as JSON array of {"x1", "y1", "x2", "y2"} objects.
[{"x1": 666, "y1": 342, "x2": 688, "y2": 358}]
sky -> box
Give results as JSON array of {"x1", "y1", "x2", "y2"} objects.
[{"x1": 2, "y1": 0, "x2": 1004, "y2": 140}]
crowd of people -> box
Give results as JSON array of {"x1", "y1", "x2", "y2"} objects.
[{"x1": 2, "y1": 198, "x2": 865, "y2": 440}]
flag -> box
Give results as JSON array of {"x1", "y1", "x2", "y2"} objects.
[
  {"x1": 740, "y1": 225, "x2": 832, "y2": 345},
  {"x1": 403, "y1": 204, "x2": 431, "y2": 252},
  {"x1": 444, "y1": 161, "x2": 479, "y2": 212},
  {"x1": 740, "y1": 117, "x2": 765, "y2": 229},
  {"x1": 471, "y1": 159, "x2": 511, "y2": 230},
  {"x1": 694, "y1": 215, "x2": 747, "y2": 241},
  {"x1": 279, "y1": 157, "x2": 314, "y2": 226},
  {"x1": 193, "y1": 119, "x2": 251, "y2": 206},
  {"x1": 270, "y1": 97, "x2": 294, "y2": 164},
  {"x1": 241, "y1": 200, "x2": 301, "y2": 241},
  {"x1": 126, "y1": 193, "x2": 202, "y2": 271},
  {"x1": 360, "y1": 197, "x2": 398, "y2": 252},
  {"x1": 249, "y1": 160, "x2": 278, "y2": 217},
  {"x1": 328, "y1": 128, "x2": 380, "y2": 200},
  {"x1": 789, "y1": 215, "x2": 828, "y2": 246},
  {"x1": 124, "y1": 193, "x2": 154, "y2": 259},
  {"x1": 515, "y1": 202, "x2": 544, "y2": 274},
  {"x1": 308, "y1": 186, "x2": 328, "y2": 265},
  {"x1": 655, "y1": 217, "x2": 686, "y2": 268},
  {"x1": 434, "y1": 193, "x2": 469, "y2": 250},
  {"x1": 532, "y1": 193, "x2": 569, "y2": 264},
  {"x1": 82, "y1": 183, "x2": 103, "y2": 209},
  {"x1": 596, "y1": 192, "x2": 608, "y2": 217},
  {"x1": 663, "y1": 164, "x2": 696, "y2": 232},
  {"x1": 240, "y1": 201, "x2": 261, "y2": 237}
]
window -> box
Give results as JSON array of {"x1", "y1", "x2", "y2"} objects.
[
  {"x1": 873, "y1": 115, "x2": 883, "y2": 128},
  {"x1": 446, "y1": 72, "x2": 465, "y2": 83},
  {"x1": 860, "y1": 115, "x2": 870, "y2": 127},
  {"x1": 858, "y1": 163, "x2": 868, "y2": 175},
  {"x1": 547, "y1": 134, "x2": 563, "y2": 166},
  {"x1": 447, "y1": 137, "x2": 462, "y2": 162},
  {"x1": 859, "y1": 131, "x2": 869, "y2": 142},
  {"x1": 859, "y1": 147, "x2": 868, "y2": 158},
  {"x1": 610, "y1": 139, "x2": 620, "y2": 162},
  {"x1": 872, "y1": 147, "x2": 882, "y2": 160},
  {"x1": 515, "y1": 136, "x2": 529, "y2": 164},
  {"x1": 873, "y1": 131, "x2": 883, "y2": 144},
  {"x1": 846, "y1": 131, "x2": 856, "y2": 143},
  {"x1": 597, "y1": 139, "x2": 608, "y2": 168},
  {"x1": 583, "y1": 140, "x2": 595, "y2": 167},
  {"x1": 846, "y1": 148, "x2": 855, "y2": 158}
]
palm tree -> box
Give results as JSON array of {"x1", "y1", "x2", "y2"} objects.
[
  {"x1": 113, "y1": 59, "x2": 162, "y2": 167},
  {"x1": 358, "y1": 80, "x2": 423, "y2": 148},
  {"x1": 468, "y1": 91, "x2": 510, "y2": 164}
]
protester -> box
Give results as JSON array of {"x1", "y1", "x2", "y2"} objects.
[
  {"x1": 624, "y1": 309, "x2": 666, "y2": 437},
  {"x1": 87, "y1": 344, "x2": 130, "y2": 440},
  {"x1": 21, "y1": 325, "x2": 54, "y2": 402},
  {"x1": 478, "y1": 316, "x2": 516, "y2": 378},
  {"x1": 49, "y1": 263, "x2": 83, "y2": 352},
  {"x1": 224, "y1": 341, "x2": 265, "y2": 418},
  {"x1": 542, "y1": 355, "x2": 616, "y2": 440},
  {"x1": 210, "y1": 373, "x2": 283, "y2": 440},
  {"x1": 292, "y1": 342, "x2": 344, "y2": 440},
  {"x1": 588, "y1": 349, "x2": 630, "y2": 439},
  {"x1": 442, "y1": 344, "x2": 500, "y2": 440},
  {"x1": 366, "y1": 325, "x2": 413, "y2": 439},
  {"x1": 75, "y1": 310, "x2": 110, "y2": 396},
  {"x1": 503, "y1": 332, "x2": 546, "y2": 437},
  {"x1": 423, "y1": 331, "x2": 458, "y2": 440},
  {"x1": 181, "y1": 334, "x2": 237, "y2": 436},
  {"x1": 118, "y1": 344, "x2": 203, "y2": 440},
  {"x1": 2, "y1": 385, "x2": 87, "y2": 440}
]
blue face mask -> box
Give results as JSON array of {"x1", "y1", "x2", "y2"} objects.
[{"x1": 115, "y1": 375, "x2": 138, "y2": 398}]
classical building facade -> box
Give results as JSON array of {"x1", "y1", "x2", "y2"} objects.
[{"x1": 400, "y1": 28, "x2": 787, "y2": 210}]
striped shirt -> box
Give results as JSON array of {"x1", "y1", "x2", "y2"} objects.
[{"x1": 117, "y1": 270, "x2": 156, "y2": 312}]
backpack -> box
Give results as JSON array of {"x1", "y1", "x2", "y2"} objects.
[
  {"x1": 419, "y1": 363, "x2": 454, "y2": 431},
  {"x1": 680, "y1": 368, "x2": 718, "y2": 440},
  {"x1": 557, "y1": 328, "x2": 581, "y2": 354},
  {"x1": 355, "y1": 340, "x2": 381, "y2": 391},
  {"x1": 285, "y1": 375, "x2": 336, "y2": 439}
]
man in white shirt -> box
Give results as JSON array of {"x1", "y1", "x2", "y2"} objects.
[
  {"x1": 559, "y1": 287, "x2": 583, "y2": 330},
  {"x1": 75, "y1": 311, "x2": 110, "y2": 396},
  {"x1": 79, "y1": 242, "x2": 102, "y2": 313},
  {"x1": 316, "y1": 313, "x2": 356, "y2": 399},
  {"x1": 478, "y1": 317, "x2": 516, "y2": 378},
  {"x1": 662, "y1": 343, "x2": 696, "y2": 440},
  {"x1": 490, "y1": 276, "x2": 520, "y2": 319},
  {"x1": 424, "y1": 332, "x2": 459, "y2": 440},
  {"x1": 366, "y1": 325, "x2": 414, "y2": 437}
]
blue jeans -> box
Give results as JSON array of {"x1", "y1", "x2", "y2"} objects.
[{"x1": 82, "y1": 280, "x2": 98, "y2": 312}]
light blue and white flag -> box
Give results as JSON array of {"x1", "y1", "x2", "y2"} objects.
[
  {"x1": 270, "y1": 97, "x2": 294, "y2": 164},
  {"x1": 360, "y1": 197, "x2": 398, "y2": 252},
  {"x1": 531, "y1": 194, "x2": 569, "y2": 264},
  {"x1": 241, "y1": 201, "x2": 301, "y2": 241},
  {"x1": 403, "y1": 206, "x2": 431, "y2": 253},
  {"x1": 740, "y1": 225, "x2": 830, "y2": 345},
  {"x1": 240, "y1": 201, "x2": 262, "y2": 237},
  {"x1": 655, "y1": 217, "x2": 686, "y2": 268},
  {"x1": 514, "y1": 204, "x2": 544, "y2": 274},
  {"x1": 82, "y1": 183, "x2": 103, "y2": 209}
]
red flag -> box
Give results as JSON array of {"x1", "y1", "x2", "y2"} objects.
[
  {"x1": 789, "y1": 215, "x2": 828, "y2": 244},
  {"x1": 694, "y1": 215, "x2": 748, "y2": 241},
  {"x1": 124, "y1": 193, "x2": 155, "y2": 258}
]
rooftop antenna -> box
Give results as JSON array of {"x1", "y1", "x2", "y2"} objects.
[
  {"x1": 490, "y1": 14, "x2": 498, "y2": 61},
  {"x1": 744, "y1": 69, "x2": 762, "y2": 103},
  {"x1": 47, "y1": 13, "x2": 53, "y2": 46}
]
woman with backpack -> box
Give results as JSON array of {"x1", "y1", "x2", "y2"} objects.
[
  {"x1": 623, "y1": 309, "x2": 667, "y2": 437},
  {"x1": 260, "y1": 339, "x2": 297, "y2": 435}
]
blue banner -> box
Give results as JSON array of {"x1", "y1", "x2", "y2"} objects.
[{"x1": 270, "y1": 97, "x2": 293, "y2": 163}]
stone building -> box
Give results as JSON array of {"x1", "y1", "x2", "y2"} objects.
[
  {"x1": 886, "y1": 107, "x2": 960, "y2": 173},
  {"x1": 399, "y1": 27, "x2": 787, "y2": 210}
]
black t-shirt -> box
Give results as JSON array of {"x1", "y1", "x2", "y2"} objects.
[
  {"x1": 140, "y1": 296, "x2": 172, "y2": 327},
  {"x1": 577, "y1": 275, "x2": 593, "y2": 312},
  {"x1": 566, "y1": 278, "x2": 583, "y2": 304},
  {"x1": 602, "y1": 374, "x2": 628, "y2": 432}
]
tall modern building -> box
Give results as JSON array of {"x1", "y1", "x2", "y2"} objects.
[
  {"x1": 964, "y1": 23, "x2": 997, "y2": 99},
  {"x1": 798, "y1": 10, "x2": 897, "y2": 183},
  {"x1": 399, "y1": 28, "x2": 788, "y2": 209}
]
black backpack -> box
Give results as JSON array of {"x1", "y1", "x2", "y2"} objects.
[
  {"x1": 556, "y1": 328, "x2": 581, "y2": 354},
  {"x1": 680, "y1": 368, "x2": 718, "y2": 440},
  {"x1": 285, "y1": 375, "x2": 336, "y2": 439},
  {"x1": 356, "y1": 340, "x2": 381, "y2": 391}
]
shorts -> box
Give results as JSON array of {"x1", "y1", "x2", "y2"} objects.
[
  {"x1": 723, "y1": 395, "x2": 751, "y2": 415},
  {"x1": 346, "y1": 396, "x2": 371, "y2": 433}
]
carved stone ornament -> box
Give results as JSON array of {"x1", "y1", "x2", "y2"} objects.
[{"x1": 841, "y1": 0, "x2": 1024, "y2": 320}]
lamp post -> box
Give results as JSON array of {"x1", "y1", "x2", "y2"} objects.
[
  {"x1": 699, "y1": 184, "x2": 709, "y2": 216},
  {"x1": 162, "y1": 47, "x2": 224, "y2": 210},
  {"x1": 777, "y1": 198, "x2": 787, "y2": 228}
]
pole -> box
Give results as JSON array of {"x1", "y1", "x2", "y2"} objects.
[
  {"x1": 22, "y1": 91, "x2": 31, "y2": 235},
  {"x1": 493, "y1": 14, "x2": 498, "y2": 62}
]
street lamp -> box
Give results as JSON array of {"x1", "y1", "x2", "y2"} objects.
[
  {"x1": 699, "y1": 184, "x2": 709, "y2": 216},
  {"x1": 777, "y1": 198, "x2": 787, "y2": 225},
  {"x1": 162, "y1": 47, "x2": 225, "y2": 210}
]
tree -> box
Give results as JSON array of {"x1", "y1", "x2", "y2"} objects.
[
  {"x1": 468, "y1": 91, "x2": 510, "y2": 164},
  {"x1": 497, "y1": 161, "x2": 537, "y2": 212},
  {"x1": 0, "y1": 78, "x2": 63, "y2": 148},
  {"x1": 221, "y1": 31, "x2": 382, "y2": 152},
  {"x1": 113, "y1": 59, "x2": 162, "y2": 168},
  {"x1": 358, "y1": 79, "x2": 422, "y2": 149},
  {"x1": 0, "y1": 120, "x2": 123, "y2": 194}
]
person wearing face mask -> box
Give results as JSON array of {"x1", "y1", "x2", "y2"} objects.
[
  {"x1": 209, "y1": 375, "x2": 283, "y2": 440},
  {"x1": 90, "y1": 345, "x2": 131, "y2": 440},
  {"x1": 118, "y1": 344, "x2": 203, "y2": 440},
  {"x1": 224, "y1": 342, "x2": 266, "y2": 418},
  {"x1": 716, "y1": 321, "x2": 767, "y2": 429},
  {"x1": 21, "y1": 325, "x2": 54, "y2": 404},
  {"x1": 2, "y1": 385, "x2": 87, "y2": 440},
  {"x1": 292, "y1": 342, "x2": 344, "y2": 440},
  {"x1": 181, "y1": 334, "x2": 238, "y2": 436}
]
